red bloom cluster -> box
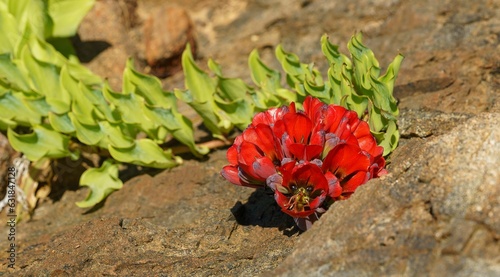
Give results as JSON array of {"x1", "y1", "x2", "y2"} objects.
[{"x1": 221, "y1": 96, "x2": 386, "y2": 229}]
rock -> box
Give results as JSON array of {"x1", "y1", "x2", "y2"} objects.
[
  {"x1": 75, "y1": 0, "x2": 132, "y2": 91},
  {"x1": 141, "y1": 5, "x2": 196, "y2": 78},
  {"x1": 0, "y1": 151, "x2": 298, "y2": 275},
  {"x1": 267, "y1": 113, "x2": 500, "y2": 276}
]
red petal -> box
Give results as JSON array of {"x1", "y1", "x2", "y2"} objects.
[
  {"x1": 305, "y1": 144, "x2": 323, "y2": 161},
  {"x1": 288, "y1": 143, "x2": 306, "y2": 160},
  {"x1": 237, "y1": 141, "x2": 262, "y2": 165},
  {"x1": 324, "y1": 105, "x2": 348, "y2": 133},
  {"x1": 237, "y1": 141, "x2": 265, "y2": 180},
  {"x1": 274, "y1": 190, "x2": 290, "y2": 208},
  {"x1": 303, "y1": 96, "x2": 327, "y2": 122},
  {"x1": 252, "y1": 156, "x2": 277, "y2": 179},
  {"x1": 252, "y1": 108, "x2": 278, "y2": 126},
  {"x1": 243, "y1": 124, "x2": 279, "y2": 160},
  {"x1": 352, "y1": 119, "x2": 371, "y2": 139},
  {"x1": 322, "y1": 144, "x2": 371, "y2": 178},
  {"x1": 341, "y1": 171, "x2": 369, "y2": 194},
  {"x1": 221, "y1": 165, "x2": 243, "y2": 186},
  {"x1": 309, "y1": 129, "x2": 325, "y2": 146},
  {"x1": 284, "y1": 113, "x2": 312, "y2": 144},
  {"x1": 325, "y1": 171, "x2": 341, "y2": 198},
  {"x1": 272, "y1": 119, "x2": 286, "y2": 139},
  {"x1": 254, "y1": 124, "x2": 281, "y2": 160},
  {"x1": 226, "y1": 145, "x2": 238, "y2": 165},
  {"x1": 293, "y1": 163, "x2": 328, "y2": 191}
]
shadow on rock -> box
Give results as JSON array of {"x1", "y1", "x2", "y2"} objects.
[
  {"x1": 231, "y1": 188, "x2": 301, "y2": 236},
  {"x1": 71, "y1": 34, "x2": 112, "y2": 63}
]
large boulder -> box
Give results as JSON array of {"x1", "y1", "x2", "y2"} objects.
[{"x1": 268, "y1": 112, "x2": 500, "y2": 276}]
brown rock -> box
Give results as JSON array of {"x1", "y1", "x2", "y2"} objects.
[
  {"x1": 142, "y1": 5, "x2": 196, "y2": 78},
  {"x1": 75, "y1": 0, "x2": 132, "y2": 91},
  {"x1": 268, "y1": 113, "x2": 500, "y2": 276}
]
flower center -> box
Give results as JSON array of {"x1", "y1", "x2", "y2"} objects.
[{"x1": 284, "y1": 185, "x2": 314, "y2": 212}]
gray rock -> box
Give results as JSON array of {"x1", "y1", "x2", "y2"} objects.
[{"x1": 267, "y1": 112, "x2": 500, "y2": 277}]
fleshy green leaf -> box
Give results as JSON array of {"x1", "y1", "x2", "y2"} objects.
[
  {"x1": 26, "y1": 0, "x2": 53, "y2": 40},
  {"x1": 372, "y1": 120, "x2": 399, "y2": 156},
  {"x1": 182, "y1": 44, "x2": 216, "y2": 103},
  {"x1": 214, "y1": 96, "x2": 253, "y2": 130},
  {"x1": 0, "y1": 54, "x2": 30, "y2": 91},
  {"x1": 109, "y1": 138, "x2": 182, "y2": 168},
  {"x1": 20, "y1": 45, "x2": 71, "y2": 113},
  {"x1": 275, "y1": 45, "x2": 313, "y2": 87},
  {"x1": 68, "y1": 112, "x2": 104, "y2": 146},
  {"x1": 379, "y1": 53, "x2": 404, "y2": 99},
  {"x1": 48, "y1": 0, "x2": 95, "y2": 38},
  {"x1": 143, "y1": 103, "x2": 208, "y2": 157},
  {"x1": 71, "y1": 89, "x2": 97, "y2": 125},
  {"x1": 175, "y1": 88, "x2": 225, "y2": 138},
  {"x1": 248, "y1": 49, "x2": 281, "y2": 91},
  {"x1": 29, "y1": 34, "x2": 66, "y2": 66},
  {"x1": 321, "y1": 34, "x2": 351, "y2": 68},
  {"x1": 0, "y1": 116, "x2": 17, "y2": 130},
  {"x1": 66, "y1": 56, "x2": 102, "y2": 85},
  {"x1": 103, "y1": 83, "x2": 147, "y2": 125},
  {"x1": 76, "y1": 159, "x2": 122, "y2": 208},
  {"x1": 217, "y1": 76, "x2": 251, "y2": 102},
  {"x1": 7, "y1": 124, "x2": 74, "y2": 161},
  {"x1": 23, "y1": 95, "x2": 51, "y2": 117},
  {"x1": 0, "y1": 6, "x2": 21, "y2": 54},
  {"x1": 123, "y1": 58, "x2": 171, "y2": 107},
  {"x1": 99, "y1": 121, "x2": 134, "y2": 148},
  {"x1": 48, "y1": 111, "x2": 75, "y2": 133},
  {"x1": 179, "y1": 45, "x2": 226, "y2": 137},
  {"x1": 0, "y1": 91, "x2": 42, "y2": 126}
]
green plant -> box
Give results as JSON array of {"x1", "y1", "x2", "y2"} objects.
[{"x1": 0, "y1": 0, "x2": 402, "y2": 211}]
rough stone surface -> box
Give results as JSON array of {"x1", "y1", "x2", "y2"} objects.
[
  {"x1": 268, "y1": 112, "x2": 500, "y2": 277},
  {"x1": 1, "y1": 0, "x2": 499, "y2": 275},
  {"x1": 142, "y1": 4, "x2": 196, "y2": 78},
  {"x1": 74, "y1": 0, "x2": 130, "y2": 91}
]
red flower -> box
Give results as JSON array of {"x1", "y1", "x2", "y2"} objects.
[
  {"x1": 221, "y1": 96, "x2": 387, "y2": 229},
  {"x1": 267, "y1": 161, "x2": 328, "y2": 218}
]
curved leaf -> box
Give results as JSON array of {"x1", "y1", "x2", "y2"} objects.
[
  {"x1": 76, "y1": 159, "x2": 122, "y2": 208},
  {"x1": 143, "y1": 102, "x2": 208, "y2": 157},
  {"x1": 48, "y1": 0, "x2": 95, "y2": 38},
  {"x1": 7, "y1": 124, "x2": 74, "y2": 161},
  {"x1": 49, "y1": 111, "x2": 75, "y2": 133},
  {"x1": 109, "y1": 138, "x2": 182, "y2": 168},
  {"x1": 0, "y1": 8, "x2": 21, "y2": 54},
  {"x1": 0, "y1": 53, "x2": 30, "y2": 91},
  {"x1": 0, "y1": 91, "x2": 42, "y2": 126}
]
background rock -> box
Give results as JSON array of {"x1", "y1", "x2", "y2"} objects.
[
  {"x1": 0, "y1": 0, "x2": 499, "y2": 275},
  {"x1": 142, "y1": 4, "x2": 196, "y2": 78}
]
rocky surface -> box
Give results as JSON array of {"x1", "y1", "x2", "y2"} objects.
[
  {"x1": 1, "y1": 0, "x2": 499, "y2": 276},
  {"x1": 269, "y1": 112, "x2": 500, "y2": 277}
]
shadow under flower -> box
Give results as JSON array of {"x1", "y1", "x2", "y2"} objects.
[{"x1": 230, "y1": 188, "x2": 302, "y2": 236}]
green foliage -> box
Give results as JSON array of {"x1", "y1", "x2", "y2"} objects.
[
  {"x1": 76, "y1": 159, "x2": 122, "y2": 208},
  {"x1": 182, "y1": 34, "x2": 403, "y2": 156},
  {"x1": 0, "y1": 0, "x2": 403, "y2": 209},
  {"x1": 0, "y1": 0, "x2": 195, "y2": 208}
]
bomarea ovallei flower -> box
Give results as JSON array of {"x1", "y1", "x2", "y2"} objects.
[{"x1": 221, "y1": 96, "x2": 386, "y2": 230}]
